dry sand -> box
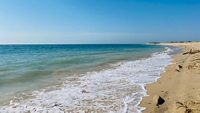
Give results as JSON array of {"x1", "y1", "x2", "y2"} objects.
[{"x1": 141, "y1": 42, "x2": 200, "y2": 113}]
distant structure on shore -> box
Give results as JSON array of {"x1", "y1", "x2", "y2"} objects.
[
  {"x1": 148, "y1": 41, "x2": 197, "y2": 45},
  {"x1": 147, "y1": 42, "x2": 160, "y2": 44}
]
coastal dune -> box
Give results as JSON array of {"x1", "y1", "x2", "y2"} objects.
[{"x1": 141, "y1": 42, "x2": 200, "y2": 113}]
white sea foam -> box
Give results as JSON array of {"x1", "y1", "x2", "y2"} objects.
[{"x1": 0, "y1": 47, "x2": 173, "y2": 113}]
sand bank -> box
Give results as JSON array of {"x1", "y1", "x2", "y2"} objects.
[{"x1": 141, "y1": 42, "x2": 200, "y2": 113}]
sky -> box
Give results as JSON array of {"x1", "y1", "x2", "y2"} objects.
[{"x1": 0, "y1": 0, "x2": 200, "y2": 44}]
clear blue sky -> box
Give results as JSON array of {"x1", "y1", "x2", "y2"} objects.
[{"x1": 0, "y1": 0, "x2": 200, "y2": 44}]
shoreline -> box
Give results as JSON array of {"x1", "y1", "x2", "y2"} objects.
[
  {"x1": 0, "y1": 45, "x2": 172, "y2": 113},
  {"x1": 140, "y1": 42, "x2": 200, "y2": 113}
]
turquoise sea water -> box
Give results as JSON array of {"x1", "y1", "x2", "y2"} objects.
[
  {"x1": 0, "y1": 44, "x2": 164, "y2": 103},
  {"x1": 0, "y1": 44, "x2": 177, "y2": 113}
]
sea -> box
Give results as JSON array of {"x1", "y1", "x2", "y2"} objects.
[{"x1": 0, "y1": 44, "x2": 180, "y2": 113}]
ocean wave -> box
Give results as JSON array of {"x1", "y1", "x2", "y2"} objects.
[{"x1": 0, "y1": 47, "x2": 173, "y2": 113}]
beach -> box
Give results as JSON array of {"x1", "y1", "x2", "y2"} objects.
[
  {"x1": 141, "y1": 42, "x2": 200, "y2": 113},
  {"x1": 1, "y1": 43, "x2": 198, "y2": 113}
]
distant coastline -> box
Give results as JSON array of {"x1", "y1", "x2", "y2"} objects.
[{"x1": 147, "y1": 41, "x2": 199, "y2": 45}]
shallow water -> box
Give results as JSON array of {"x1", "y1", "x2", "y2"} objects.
[{"x1": 0, "y1": 44, "x2": 175, "y2": 112}]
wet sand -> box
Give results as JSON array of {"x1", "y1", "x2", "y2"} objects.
[{"x1": 141, "y1": 42, "x2": 200, "y2": 113}]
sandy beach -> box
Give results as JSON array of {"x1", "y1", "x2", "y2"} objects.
[{"x1": 141, "y1": 42, "x2": 200, "y2": 113}]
